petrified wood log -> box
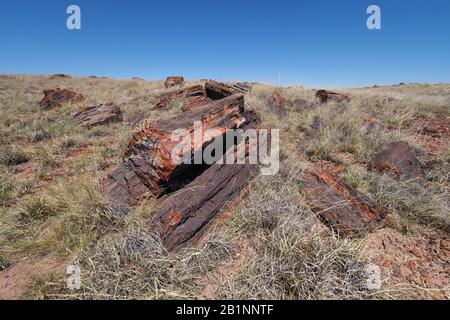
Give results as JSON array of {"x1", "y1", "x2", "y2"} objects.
[
  {"x1": 205, "y1": 81, "x2": 241, "y2": 100},
  {"x1": 103, "y1": 94, "x2": 257, "y2": 204},
  {"x1": 371, "y1": 141, "x2": 422, "y2": 178},
  {"x1": 153, "y1": 85, "x2": 206, "y2": 110},
  {"x1": 233, "y1": 82, "x2": 253, "y2": 93},
  {"x1": 165, "y1": 76, "x2": 184, "y2": 88},
  {"x1": 38, "y1": 87, "x2": 85, "y2": 109},
  {"x1": 315, "y1": 89, "x2": 350, "y2": 103},
  {"x1": 102, "y1": 164, "x2": 151, "y2": 207},
  {"x1": 181, "y1": 96, "x2": 213, "y2": 112},
  {"x1": 302, "y1": 169, "x2": 388, "y2": 236},
  {"x1": 72, "y1": 103, "x2": 123, "y2": 128},
  {"x1": 154, "y1": 160, "x2": 258, "y2": 250}
]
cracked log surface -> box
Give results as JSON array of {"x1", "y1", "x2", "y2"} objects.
[
  {"x1": 72, "y1": 103, "x2": 123, "y2": 128},
  {"x1": 154, "y1": 159, "x2": 258, "y2": 250},
  {"x1": 302, "y1": 169, "x2": 388, "y2": 236},
  {"x1": 103, "y1": 94, "x2": 258, "y2": 205}
]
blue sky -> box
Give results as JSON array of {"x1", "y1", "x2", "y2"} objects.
[{"x1": 0, "y1": 0, "x2": 449, "y2": 87}]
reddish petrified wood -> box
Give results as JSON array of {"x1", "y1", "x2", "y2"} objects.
[
  {"x1": 103, "y1": 94, "x2": 258, "y2": 205},
  {"x1": 165, "y1": 76, "x2": 184, "y2": 88},
  {"x1": 371, "y1": 141, "x2": 422, "y2": 178},
  {"x1": 181, "y1": 96, "x2": 213, "y2": 112},
  {"x1": 49, "y1": 74, "x2": 71, "y2": 79},
  {"x1": 38, "y1": 87, "x2": 85, "y2": 109},
  {"x1": 153, "y1": 85, "x2": 206, "y2": 110},
  {"x1": 233, "y1": 82, "x2": 253, "y2": 93},
  {"x1": 302, "y1": 169, "x2": 388, "y2": 236},
  {"x1": 154, "y1": 160, "x2": 258, "y2": 250},
  {"x1": 102, "y1": 164, "x2": 151, "y2": 207},
  {"x1": 72, "y1": 103, "x2": 123, "y2": 128},
  {"x1": 315, "y1": 89, "x2": 350, "y2": 103},
  {"x1": 267, "y1": 92, "x2": 286, "y2": 116},
  {"x1": 205, "y1": 81, "x2": 241, "y2": 100}
]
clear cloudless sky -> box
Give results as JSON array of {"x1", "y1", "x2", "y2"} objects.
[{"x1": 0, "y1": 0, "x2": 449, "y2": 87}]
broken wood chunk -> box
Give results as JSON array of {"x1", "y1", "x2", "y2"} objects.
[
  {"x1": 371, "y1": 141, "x2": 422, "y2": 178},
  {"x1": 72, "y1": 103, "x2": 123, "y2": 128},
  {"x1": 153, "y1": 85, "x2": 205, "y2": 110},
  {"x1": 302, "y1": 169, "x2": 388, "y2": 236},
  {"x1": 38, "y1": 87, "x2": 85, "y2": 109},
  {"x1": 165, "y1": 76, "x2": 184, "y2": 88},
  {"x1": 181, "y1": 95, "x2": 213, "y2": 112},
  {"x1": 315, "y1": 89, "x2": 350, "y2": 103},
  {"x1": 205, "y1": 81, "x2": 241, "y2": 100},
  {"x1": 154, "y1": 157, "x2": 258, "y2": 250}
]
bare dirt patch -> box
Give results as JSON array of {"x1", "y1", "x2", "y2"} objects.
[
  {"x1": 366, "y1": 228, "x2": 449, "y2": 299},
  {"x1": 0, "y1": 255, "x2": 64, "y2": 300}
]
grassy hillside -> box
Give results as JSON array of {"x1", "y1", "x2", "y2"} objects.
[{"x1": 0, "y1": 74, "x2": 448, "y2": 299}]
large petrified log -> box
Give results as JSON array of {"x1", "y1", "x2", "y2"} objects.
[
  {"x1": 38, "y1": 87, "x2": 85, "y2": 109},
  {"x1": 72, "y1": 103, "x2": 123, "y2": 128},
  {"x1": 154, "y1": 160, "x2": 258, "y2": 250},
  {"x1": 205, "y1": 81, "x2": 242, "y2": 100},
  {"x1": 315, "y1": 89, "x2": 350, "y2": 103},
  {"x1": 301, "y1": 168, "x2": 388, "y2": 236},
  {"x1": 103, "y1": 94, "x2": 258, "y2": 205},
  {"x1": 165, "y1": 76, "x2": 184, "y2": 88},
  {"x1": 371, "y1": 141, "x2": 422, "y2": 178}
]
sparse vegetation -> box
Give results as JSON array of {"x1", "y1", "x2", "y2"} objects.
[{"x1": 0, "y1": 75, "x2": 448, "y2": 300}]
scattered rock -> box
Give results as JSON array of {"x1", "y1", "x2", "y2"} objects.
[
  {"x1": 49, "y1": 74, "x2": 71, "y2": 79},
  {"x1": 371, "y1": 141, "x2": 422, "y2": 178},
  {"x1": 72, "y1": 103, "x2": 123, "y2": 128},
  {"x1": 301, "y1": 168, "x2": 388, "y2": 236},
  {"x1": 164, "y1": 76, "x2": 184, "y2": 88},
  {"x1": 367, "y1": 228, "x2": 449, "y2": 299},
  {"x1": 416, "y1": 116, "x2": 450, "y2": 138},
  {"x1": 315, "y1": 89, "x2": 350, "y2": 103},
  {"x1": 38, "y1": 87, "x2": 85, "y2": 110}
]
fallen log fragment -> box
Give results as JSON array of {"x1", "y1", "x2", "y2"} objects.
[
  {"x1": 205, "y1": 81, "x2": 241, "y2": 100},
  {"x1": 233, "y1": 82, "x2": 253, "y2": 93},
  {"x1": 165, "y1": 76, "x2": 184, "y2": 88},
  {"x1": 371, "y1": 141, "x2": 422, "y2": 178},
  {"x1": 38, "y1": 87, "x2": 85, "y2": 109},
  {"x1": 302, "y1": 168, "x2": 388, "y2": 236},
  {"x1": 72, "y1": 103, "x2": 123, "y2": 128},
  {"x1": 154, "y1": 160, "x2": 258, "y2": 250},
  {"x1": 153, "y1": 85, "x2": 206, "y2": 110},
  {"x1": 315, "y1": 89, "x2": 350, "y2": 103},
  {"x1": 181, "y1": 95, "x2": 213, "y2": 112},
  {"x1": 103, "y1": 94, "x2": 257, "y2": 204}
]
